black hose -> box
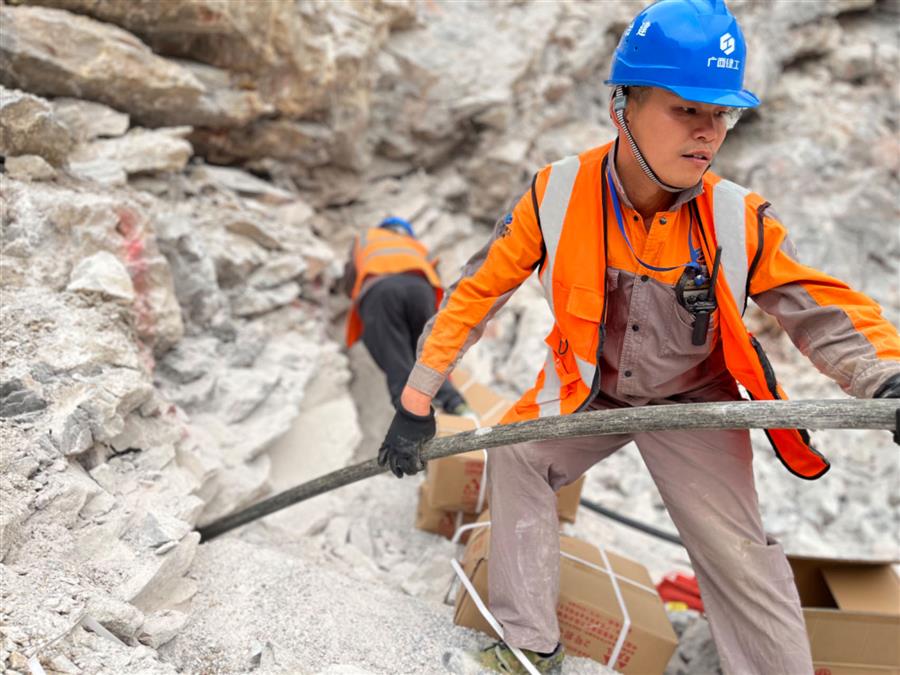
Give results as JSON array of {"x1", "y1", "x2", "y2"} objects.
[{"x1": 578, "y1": 498, "x2": 684, "y2": 546}]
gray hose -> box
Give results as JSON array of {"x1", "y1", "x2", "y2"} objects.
[{"x1": 197, "y1": 399, "x2": 898, "y2": 542}]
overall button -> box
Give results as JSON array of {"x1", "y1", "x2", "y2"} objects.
[
  {"x1": 632, "y1": 215, "x2": 640, "y2": 222},
  {"x1": 659, "y1": 217, "x2": 668, "y2": 225},
  {"x1": 640, "y1": 274, "x2": 649, "y2": 282},
  {"x1": 624, "y1": 370, "x2": 633, "y2": 378},
  {"x1": 632, "y1": 324, "x2": 639, "y2": 331}
]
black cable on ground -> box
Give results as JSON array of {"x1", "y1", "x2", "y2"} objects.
[{"x1": 579, "y1": 498, "x2": 684, "y2": 546}]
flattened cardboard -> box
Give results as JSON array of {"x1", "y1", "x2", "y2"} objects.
[
  {"x1": 454, "y1": 524, "x2": 677, "y2": 673},
  {"x1": 788, "y1": 555, "x2": 900, "y2": 673}
]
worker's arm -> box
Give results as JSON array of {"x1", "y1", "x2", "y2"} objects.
[
  {"x1": 402, "y1": 180, "x2": 548, "y2": 412},
  {"x1": 748, "y1": 208, "x2": 900, "y2": 398}
]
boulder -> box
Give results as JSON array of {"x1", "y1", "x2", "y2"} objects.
[
  {"x1": 50, "y1": 97, "x2": 129, "y2": 141},
  {"x1": 4, "y1": 154, "x2": 57, "y2": 181},
  {"x1": 0, "y1": 86, "x2": 74, "y2": 165},
  {"x1": 0, "y1": 5, "x2": 257, "y2": 128},
  {"x1": 66, "y1": 251, "x2": 136, "y2": 303},
  {"x1": 69, "y1": 127, "x2": 193, "y2": 179}
]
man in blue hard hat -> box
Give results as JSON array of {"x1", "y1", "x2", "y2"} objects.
[
  {"x1": 375, "y1": 0, "x2": 900, "y2": 673},
  {"x1": 343, "y1": 216, "x2": 470, "y2": 419}
]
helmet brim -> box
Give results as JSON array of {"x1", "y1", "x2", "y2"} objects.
[
  {"x1": 607, "y1": 79, "x2": 760, "y2": 108},
  {"x1": 665, "y1": 84, "x2": 760, "y2": 108}
]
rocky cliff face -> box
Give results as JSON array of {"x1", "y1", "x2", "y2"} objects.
[{"x1": 1, "y1": 1, "x2": 897, "y2": 673}]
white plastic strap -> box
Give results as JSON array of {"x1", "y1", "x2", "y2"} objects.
[
  {"x1": 476, "y1": 449, "x2": 488, "y2": 513},
  {"x1": 558, "y1": 552, "x2": 656, "y2": 595},
  {"x1": 450, "y1": 558, "x2": 542, "y2": 675},
  {"x1": 600, "y1": 548, "x2": 630, "y2": 668},
  {"x1": 451, "y1": 519, "x2": 491, "y2": 546}
]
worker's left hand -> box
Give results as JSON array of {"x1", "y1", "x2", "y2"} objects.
[{"x1": 377, "y1": 405, "x2": 435, "y2": 478}]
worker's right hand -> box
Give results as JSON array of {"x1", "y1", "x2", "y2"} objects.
[{"x1": 377, "y1": 405, "x2": 436, "y2": 478}]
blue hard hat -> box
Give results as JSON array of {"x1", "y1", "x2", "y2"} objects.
[
  {"x1": 606, "y1": 0, "x2": 759, "y2": 108},
  {"x1": 378, "y1": 216, "x2": 415, "y2": 237}
]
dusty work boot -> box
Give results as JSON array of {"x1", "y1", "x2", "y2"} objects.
[{"x1": 478, "y1": 641, "x2": 564, "y2": 674}]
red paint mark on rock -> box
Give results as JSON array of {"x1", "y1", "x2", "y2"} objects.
[{"x1": 116, "y1": 206, "x2": 156, "y2": 371}]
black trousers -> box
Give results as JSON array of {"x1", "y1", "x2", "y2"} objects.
[{"x1": 358, "y1": 273, "x2": 465, "y2": 412}]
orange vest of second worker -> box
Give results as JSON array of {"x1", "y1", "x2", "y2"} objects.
[
  {"x1": 416, "y1": 142, "x2": 900, "y2": 480},
  {"x1": 346, "y1": 227, "x2": 443, "y2": 348}
]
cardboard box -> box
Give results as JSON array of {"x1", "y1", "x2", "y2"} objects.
[
  {"x1": 454, "y1": 524, "x2": 678, "y2": 673},
  {"x1": 450, "y1": 367, "x2": 514, "y2": 425},
  {"x1": 435, "y1": 412, "x2": 479, "y2": 438},
  {"x1": 415, "y1": 483, "x2": 478, "y2": 543},
  {"x1": 788, "y1": 555, "x2": 900, "y2": 674},
  {"x1": 556, "y1": 476, "x2": 584, "y2": 524}
]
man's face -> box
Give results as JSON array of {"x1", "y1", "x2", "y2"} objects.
[{"x1": 621, "y1": 88, "x2": 732, "y2": 188}]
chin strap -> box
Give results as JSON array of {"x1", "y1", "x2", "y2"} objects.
[{"x1": 613, "y1": 85, "x2": 687, "y2": 194}]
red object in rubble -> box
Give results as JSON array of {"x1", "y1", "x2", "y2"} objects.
[{"x1": 656, "y1": 572, "x2": 705, "y2": 612}]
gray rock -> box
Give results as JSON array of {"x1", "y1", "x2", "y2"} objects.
[
  {"x1": 117, "y1": 532, "x2": 200, "y2": 614},
  {"x1": 213, "y1": 368, "x2": 282, "y2": 425},
  {"x1": 137, "y1": 610, "x2": 187, "y2": 649},
  {"x1": 0, "y1": 86, "x2": 74, "y2": 166},
  {"x1": 0, "y1": 477, "x2": 31, "y2": 561},
  {"x1": 50, "y1": 97, "x2": 129, "y2": 141},
  {"x1": 665, "y1": 615, "x2": 721, "y2": 675},
  {"x1": 0, "y1": 5, "x2": 260, "y2": 128},
  {"x1": 66, "y1": 251, "x2": 136, "y2": 303},
  {"x1": 133, "y1": 512, "x2": 193, "y2": 550},
  {"x1": 156, "y1": 336, "x2": 219, "y2": 385},
  {"x1": 85, "y1": 593, "x2": 146, "y2": 641},
  {"x1": 190, "y1": 165, "x2": 295, "y2": 205},
  {"x1": 230, "y1": 282, "x2": 300, "y2": 318},
  {"x1": 4, "y1": 154, "x2": 57, "y2": 181},
  {"x1": 0, "y1": 379, "x2": 47, "y2": 417},
  {"x1": 69, "y1": 127, "x2": 193, "y2": 179}
]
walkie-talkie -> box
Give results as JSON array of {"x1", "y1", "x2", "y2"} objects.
[{"x1": 688, "y1": 245, "x2": 722, "y2": 345}]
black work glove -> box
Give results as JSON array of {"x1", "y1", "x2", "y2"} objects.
[
  {"x1": 377, "y1": 405, "x2": 436, "y2": 478},
  {"x1": 874, "y1": 374, "x2": 900, "y2": 446}
]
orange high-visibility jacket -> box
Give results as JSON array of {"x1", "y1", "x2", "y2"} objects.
[
  {"x1": 411, "y1": 142, "x2": 900, "y2": 479},
  {"x1": 345, "y1": 227, "x2": 443, "y2": 348}
]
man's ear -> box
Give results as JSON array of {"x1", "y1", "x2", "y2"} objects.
[{"x1": 608, "y1": 90, "x2": 629, "y2": 129}]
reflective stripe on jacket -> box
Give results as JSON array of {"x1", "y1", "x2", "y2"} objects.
[
  {"x1": 409, "y1": 142, "x2": 900, "y2": 479},
  {"x1": 345, "y1": 228, "x2": 442, "y2": 347}
]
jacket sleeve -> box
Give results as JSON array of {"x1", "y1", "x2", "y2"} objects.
[
  {"x1": 748, "y1": 208, "x2": 900, "y2": 398},
  {"x1": 407, "y1": 184, "x2": 546, "y2": 397}
]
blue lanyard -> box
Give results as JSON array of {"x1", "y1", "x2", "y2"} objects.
[{"x1": 605, "y1": 168, "x2": 703, "y2": 278}]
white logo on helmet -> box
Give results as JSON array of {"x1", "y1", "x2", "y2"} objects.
[
  {"x1": 720, "y1": 33, "x2": 735, "y2": 55},
  {"x1": 637, "y1": 20, "x2": 651, "y2": 37}
]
